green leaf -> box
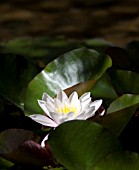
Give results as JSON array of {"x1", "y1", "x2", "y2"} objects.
[
  {"x1": 0, "y1": 37, "x2": 81, "y2": 65},
  {"x1": 94, "y1": 94, "x2": 139, "y2": 136},
  {"x1": 94, "y1": 151, "x2": 139, "y2": 170},
  {"x1": 24, "y1": 48, "x2": 112, "y2": 115},
  {"x1": 48, "y1": 120, "x2": 122, "y2": 170},
  {"x1": 91, "y1": 73, "x2": 118, "y2": 106},
  {"x1": 107, "y1": 94, "x2": 139, "y2": 114},
  {"x1": 0, "y1": 156, "x2": 13, "y2": 169},
  {"x1": 84, "y1": 38, "x2": 113, "y2": 52},
  {"x1": 109, "y1": 69, "x2": 139, "y2": 95},
  {"x1": 0, "y1": 54, "x2": 39, "y2": 109}
]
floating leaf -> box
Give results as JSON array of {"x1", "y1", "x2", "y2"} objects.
[
  {"x1": 0, "y1": 37, "x2": 81, "y2": 65},
  {"x1": 107, "y1": 94, "x2": 139, "y2": 114},
  {"x1": 94, "y1": 151, "x2": 139, "y2": 170},
  {"x1": 91, "y1": 73, "x2": 118, "y2": 106},
  {"x1": 109, "y1": 69, "x2": 139, "y2": 95},
  {"x1": 0, "y1": 54, "x2": 39, "y2": 109},
  {"x1": 94, "y1": 94, "x2": 139, "y2": 136},
  {"x1": 24, "y1": 48, "x2": 112, "y2": 115},
  {"x1": 48, "y1": 120, "x2": 122, "y2": 170},
  {"x1": 84, "y1": 38, "x2": 113, "y2": 52}
]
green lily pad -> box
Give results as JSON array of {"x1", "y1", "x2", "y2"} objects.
[
  {"x1": 0, "y1": 37, "x2": 81, "y2": 66},
  {"x1": 0, "y1": 54, "x2": 39, "y2": 109},
  {"x1": 24, "y1": 48, "x2": 112, "y2": 115},
  {"x1": 91, "y1": 73, "x2": 118, "y2": 106},
  {"x1": 48, "y1": 120, "x2": 122, "y2": 170},
  {"x1": 109, "y1": 69, "x2": 139, "y2": 95},
  {"x1": 84, "y1": 38, "x2": 113, "y2": 52},
  {"x1": 94, "y1": 151, "x2": 139, "y2": 170},
  {"x1": 94, "y1": 94, "x2": 139, "y2": 136}
]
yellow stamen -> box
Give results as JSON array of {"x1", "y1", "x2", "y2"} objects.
[{"x1": 56, "y1": 104, "x2": 78, "y2": 115}]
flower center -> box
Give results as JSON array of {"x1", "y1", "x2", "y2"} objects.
[{"x1": 56, "y1": 104, "x2": 78, "y2": 115}]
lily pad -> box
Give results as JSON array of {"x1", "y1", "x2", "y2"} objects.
[
  {"x1": 48, "y1": 120, "x2": 122, "y2": 170},
  {"x1": 84, "y1": 38, "x2": 113, "y2": 52},
  {"x1": 24, "y1": 48, "x2": 112, "y2": 115},
  {"x1": 91, "y1": 72, "x2": 118, "y2": 106},
  {"x1": 0, "y1": 37, "x2": 82, "y2": 68},
  {"x1": 94, "y1": 151, "x2": 139, "y2": 170},
  {"x1": 109, "y1": 69, "x2": 139, "y2": 95},
  {"x1": 94, "y1": 94, "x2": 139, "y2": 136},
  {"x1": 0, "y1": 54, "x2": 39, "y2": 109}
]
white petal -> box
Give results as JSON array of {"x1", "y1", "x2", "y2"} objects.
[
  {"x1": 75, "y1": 106, "x2": 95, "y2": 120},
  {"x1": 90, "y1": 99, "x2": 102, "y2": 112},
  {"x1": 42, "y1": 93, "x2": 54, "y2": 104},
  {"x1": 83, "y1": 100, "x2": 103, "y2": 119},
  {"x1": 38, "y1": 100, "x2": 52, "y2": 118},
  {"x1": 49, "y1": 112, "x2": 61, "y2": 124},
  {"x1": 80, "y1": 97, "x2": 91, "y2": 112},
  {"x1": 74, "y1": 100, "x2": 81, "y2": 115},
  {"x1": 41, "y1": 135, "x2": 49, "y2": 147},
  {"x1": 75, "y1": 111, "x2": 86, "y2": 120},
  {"x1": 83, "y1": 106, "x2": 96, "y2": 119},
  {"x1": 29, "y1": 114, "x2": 58, "y2": 127},
  {"x1": 63, "y1": 111, "x2": 75, "y2": 120},
  {"x1": 45, "y1": 102, "x2": 56, "y2": 113},
  {"x1": 68, "y1": 92, "x2": 81, "y2": 114},
  {"x1": 58, "y1": 112, "x2": 75, "y2": 124},
  {"x1": 69, "y1": 91, "x2": 78, "y2": 103},
  {"x1": 54, "y1": 98, "x2": 62, "y2": 109},
  {"x1": 79, "y1": 92, "x2": 90, "y2": 102},
  {"x1": 99, "y1": 109, "x2": 105, "y2": 116},
  {"x1": 57, "y1": 90, "x2": 68, "y2": 102}
]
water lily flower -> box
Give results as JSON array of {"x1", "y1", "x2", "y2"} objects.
[{"x1": 29, "y1": 90, "x2": 103, "y2": 146}]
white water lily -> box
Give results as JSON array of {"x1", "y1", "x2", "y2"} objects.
[{"x1": 29, "y1": 90, "x2": 103, "y2": 146}]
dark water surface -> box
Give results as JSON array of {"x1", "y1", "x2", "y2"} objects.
[{"x1": 0, "y1": 0, "x2": 139, "y2": 46}]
